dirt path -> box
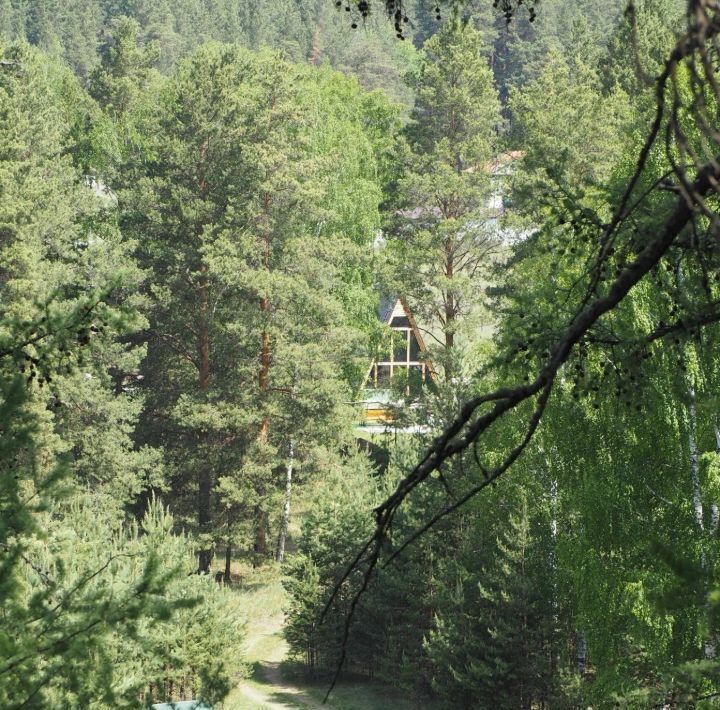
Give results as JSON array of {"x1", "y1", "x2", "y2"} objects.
[{"x1": 229, "y1": 601, "x2": 323, "y2": 709}]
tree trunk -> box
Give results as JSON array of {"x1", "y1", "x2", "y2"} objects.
[
  {"x1": 222, "y1": 544, "x2": 231, "y2": 583},
  {"x1": 195, "y1": 143, "x2": 213, "y2": 575},
  {"x1": 309, "y1": 28, "x2": 321, "y2": 65},
  {"x1": 197, "y1": 273, "x2": 213, "y2": 574},
  {"x1": 255, "y1": 311, "x2": 271, "y2": 559},
  {"x1": 687, "y1": 388, "x2": 716, "y2": 658},
  {"x1": 688, "y1": 388, "x2": 705, "y2": 538},
  {"x1": 576, "y1": 631, "x2": 587, "y2": 676},
  {"x1": 712, "y1": 424, "x2": 720, "y2": 534},
  {"x1": 443, "y1": 243, "x2": 455, "y2": 381},
  {"x1": 549, "y1": 472, "x2": 561, "y2": 677},
  {"x1": 255, "y1": 195, "x2": 272, "y2": 559},
  {"x1": 276, "y1": 441, "x2": 294, "y2": 563}
]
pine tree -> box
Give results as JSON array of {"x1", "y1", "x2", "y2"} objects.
[
  {"x1": 121, "y1": 44, "x2": 394, "y2": 571},
  {"x1": 0, "y1": 42, "x2": 244, "y2": 706},
  {"x1": 386, "y1": 17, "x2": 502, "y2": 380},
  {"x1": 0, "y1": 39, "x2": 154, "y2": 512},
  {"x1": 425, "y1": 489, "x2": 557, "y2": 709},
  {"x1": 88, "y1": 15, "x2": 160, "y2": 120},
  {"x1": 0, "y1": 321, "x2": 244, "y2": 705}
]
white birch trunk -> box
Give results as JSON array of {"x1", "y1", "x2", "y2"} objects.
[
  {"x1": 688, "y1": 388, "x2": 705, "y2": 538},
  {"x1": 709, "y1": 424, "x2": 720, "y2": 659},
  {"x1": 712, "y1": 425, "x2": 720, "y2": 535},
  {"x1": 549, "y1": 473, "x2": 562, "y2": 677},
  {"x1": 275, "y1": 441, "x2": 294, "y2": 564},
  {"x1": 576, "y1": 631, "x2": 587, "y2": 676}
]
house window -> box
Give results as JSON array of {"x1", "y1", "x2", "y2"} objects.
[
  {"x1": 393, "y1": 330, "x2": 409, "y2": 363},
  {"x1": 409, "y1": 331, "x2": 421, "y2": 361},
  {"x1": 366, "y1": 300, "x2": 434, "y2": 394},
  {"x1": 376, "y1": 365, "x2": 392, "y2": 388}
]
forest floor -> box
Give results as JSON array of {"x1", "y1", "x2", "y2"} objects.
[{"x1": 220, "y1": 564, "x2": 431, "y2": 710}]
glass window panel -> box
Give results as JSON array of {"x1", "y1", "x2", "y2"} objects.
[
  {"x1": 377, "y1": 365, "x2": 392, "y2": 388},
  {"x1": 409, "y1": 331, "x2": 421, "y2": 361},
  {"x1": 393, "y1": 331, "x2": 408, "y2": 363},
  {"x1": 390, "y1": 316, "x2": 410, "y2": 328}
]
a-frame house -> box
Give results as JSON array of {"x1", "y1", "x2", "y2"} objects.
[{"x1": 360, "y1": 296, "x2": 436, "y2": 427}]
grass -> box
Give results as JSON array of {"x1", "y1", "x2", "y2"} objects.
[
  {"x1": 216, "y1": 482, "x2": 438, "y2": 709},
  {"x1": 290, "y1": 674, "x2": 434, "y2": 710}
]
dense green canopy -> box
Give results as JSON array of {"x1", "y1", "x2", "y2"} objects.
[{"x1": 2, "y1": 0, "x2": 720, "y2": 707}]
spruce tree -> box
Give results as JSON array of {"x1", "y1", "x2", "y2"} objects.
[{"x1": 424, "y1": 489, "x2": 557, "y2": 709}]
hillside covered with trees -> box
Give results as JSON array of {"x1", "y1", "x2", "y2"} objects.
[{"x1": 2, "y1": 0, "x2": 720, "y2": 707}]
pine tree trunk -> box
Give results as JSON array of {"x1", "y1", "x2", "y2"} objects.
[
  {"x1": 276, "y1": 441, "x2": 294, "y2": 563},
  {"x1": 309, "y1": 28, "x2": 321, "y2": 65},
  {"x1": 255, "y1": 195, "x2": 272, "y2": 559},
  {"x1": 443, "y1": 243, "x2": 455, "y2": 381},
  {"x1": 255, "y1": 312, "x2": 271, "y2": 559},
  {"x1": 254, "y1": 336, "x2": 271, "y2": 551},
  {"x1": 223, "y1": 544, "x2": 232, "y2": 583},
  {"x1": 197, "y1": 272, "x2": 213, "y2": 574},
  {"x1": 196, "y1": 143, "x2": 213, "y2": 575}
]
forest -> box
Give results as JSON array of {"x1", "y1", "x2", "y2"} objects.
[{"x1": 2, "y1": 0, "x2": 720, "y2": 707}]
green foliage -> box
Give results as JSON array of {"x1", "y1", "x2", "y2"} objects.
[
  {"x1": 88, "y1": 15, "x2": 160, "y2": 122},
  {"x1": 5, "y1": 2, "x2": 720, "y2": 708},
  {"x1": 117, "y1": 42, "x2": 397, "y2": 567},
  {"x1": 0, "y1": 38, "x2": 157, "y2": 510},
  {"x1": 424, "y1": 489, "x2": 558, "y2": 709},
  {"x1": 283, "y1": 453, "x2": 388, "y2": 675},
  {"x1": 602, "y1": 0, "x2": 685, "y2": 97},
  {"x1": 0, "y1": 307, "x2": 245, "y2": 707},
  {"x1": 288, "y1": 3, "x2": 720, "y2": 707},
  {"x1": 0, "y1": 0, "x2": 419, "y2": 103},
  {"x1": 508, "y1": 49, "x2": 633, "y2": 215},
  {"x1": 0, "y1": 37, "x2": 245, "y2": 707}
]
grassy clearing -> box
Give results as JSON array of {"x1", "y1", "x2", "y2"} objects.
[{"x1": 218, "y1": 483, "x2": 436, "y2": 709}]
